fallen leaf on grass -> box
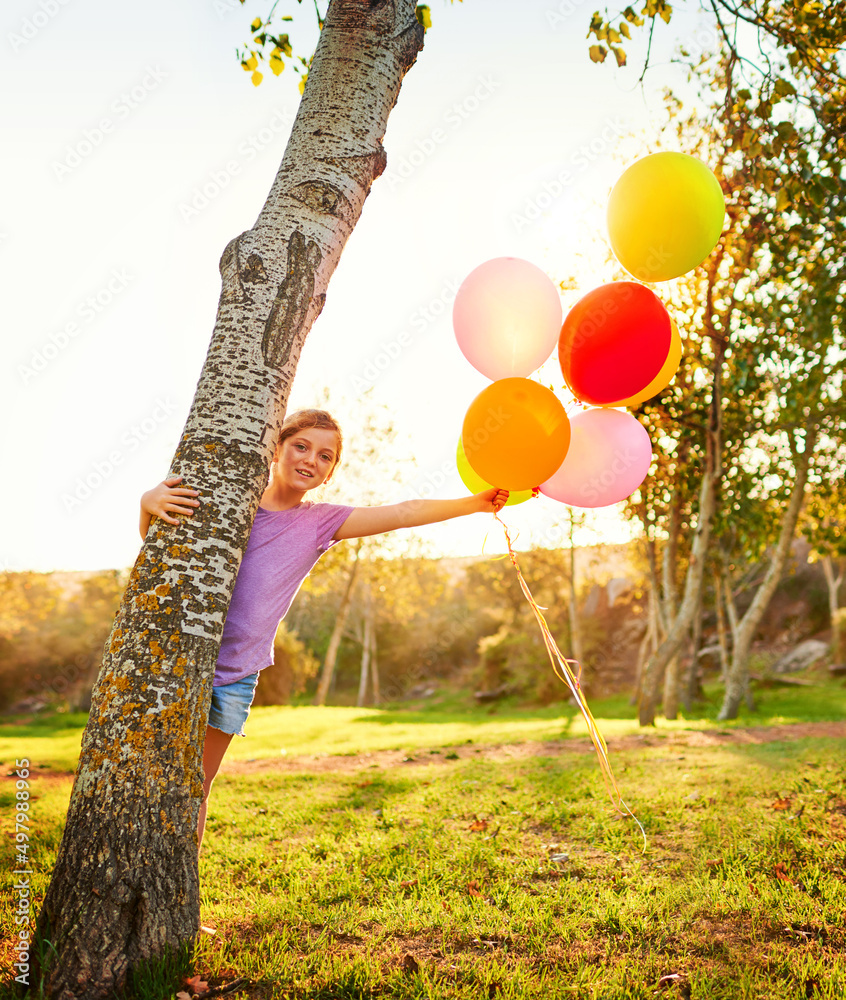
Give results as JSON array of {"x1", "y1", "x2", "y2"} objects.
[
  {"x1": 466, "y1": 880, "x2": 483, "y2": 898},
  {"x1": 180, "y1": 976, "x2": 209, "y2": 1000},
  {"x1": 399, "y1": 879, "x2": 418, "y2": 890},
  {"x1": 705, "y1": 858, "x2": 723, "y2": 869},
  {"x1": 772, "y1": 797, "x2": 792, "y2": 811},
  {"x1": 468, "y1": 819, "x2": 488, "y2": 832},
  {"x1": 774, "y1": 862, "x2": 800, "y2": 887}
]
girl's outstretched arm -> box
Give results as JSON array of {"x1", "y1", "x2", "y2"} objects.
[
  {"x1": 334, "y1": 488, "x2": 508, "y2": 541},
  {"x1": 139, "y1": 475, "x2": 200, "y2": 539}
]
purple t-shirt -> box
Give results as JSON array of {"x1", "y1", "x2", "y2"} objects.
[{"x1": 214, "y1": 501, "x2": 354, "y2": 686}]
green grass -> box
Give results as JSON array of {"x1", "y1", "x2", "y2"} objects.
[
  {"x1": 2, "y1": 678, "x2": 844, "y2": 772},
  {"x1": 1, "y1": 680, "x2": 845, "y2": 999}
]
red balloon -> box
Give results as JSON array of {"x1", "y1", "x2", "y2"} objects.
[{"x1": 558, "y1": 282, "x2": 672, "y2": 406}]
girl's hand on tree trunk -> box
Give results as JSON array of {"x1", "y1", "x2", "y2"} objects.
[{"x1": 141, "y1": 476, "x2": 200, "y2": 526}]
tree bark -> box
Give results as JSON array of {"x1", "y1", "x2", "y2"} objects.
[
  {"x1": 821, "y1": 555, "x2": 844, "y2": 664},
  {"x1": 681, "y1": 568, "x2": 706, "y2": 710},
  {"x1": 315, "y1": 540, "x2": 362, "y2": 706},
  {"x1": 714, "y1": 568, "x2": 730, "y2": 683},
  {"x1": 567, "y1": 516, "x2": 584, "y2": 666},
  {"x1": 638, "y1": 324, "x2": 725, "y2": 727},
  {"x1": 356, "y1": 583, "x2": 373, "y2": 707},
  {"x1": 638, "y1": 461, "x2": 718, "y2": 725},
  {"x1": 718, "y1": 427, "x2": 818, "y2": 720},
  {"x1": 35, "y1": 5, "x2": 424, "y2": 998},
  {"x1": 370, "y1": 615, "x2": 380, "y2": 706}
]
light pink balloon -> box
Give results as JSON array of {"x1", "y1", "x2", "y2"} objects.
[
  {"x1": 453, "y1": 257, "x2": 563, "y2": 380},
  {"x1": 540, "y1": 407, "x2": 652, "y2": 508}
]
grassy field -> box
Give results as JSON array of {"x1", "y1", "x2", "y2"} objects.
[{"x1": 1, "y1": 680, "x2": 845, "y2": 999}]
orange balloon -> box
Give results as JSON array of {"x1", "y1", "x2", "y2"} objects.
[
  {"x1": 604, "y1": 319, "x2": 683, "y2": 407},
  {"x1": 461, "y1": 378, "x2": 571, "y2": 491}
]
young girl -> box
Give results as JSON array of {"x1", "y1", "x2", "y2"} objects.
[{"x1": 140, "y1": 408, "x2": 508, "y2": 849}]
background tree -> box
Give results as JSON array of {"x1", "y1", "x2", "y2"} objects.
[{"x1": 802, "y1": 469, "x2": 846, "y2": 667}]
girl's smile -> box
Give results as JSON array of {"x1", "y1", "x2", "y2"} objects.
[{"x1": 263, "y1": 427, "x2": 340, "y2": 508}]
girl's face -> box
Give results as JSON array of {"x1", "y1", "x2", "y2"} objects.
[{"x1": 275, "y1": 427, "x2": 340, "y2": 493}]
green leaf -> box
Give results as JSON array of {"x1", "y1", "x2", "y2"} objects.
[
  {"x1": 415, "y1": 4, "x2": 432, "y2": 29},
  {"x1": 773, "y1": 77, "x2": 797, "y2": 99}
]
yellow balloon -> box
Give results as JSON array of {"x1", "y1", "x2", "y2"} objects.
[
  {"x1": 604, "y1": 319, "x2": 682, "y2": 408},
  {"x1": 456, "y1": 439, "x2": 532, "y2": 506},
  {"x1": 607, "y1": 153, "x2": 725, "y2": 282}
]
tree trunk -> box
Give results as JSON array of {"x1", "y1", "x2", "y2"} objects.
[
  {"x1": 638, "y1": 325, "x2": 725, "y2": 727},
  {"x1": 714, "y1": 568, "x2": 730, "y2": 683},
  {"x1": 35, "y1": 6, "x2": 424, "y2": 998},
  {"x1": 662, "y1": 653, "x2": 681, "y2": 720},
  {"x1": 356, "y1": 583, "x2": 373, "y2": 707},
  {"x1": 630, "y1": 625, "x2": 651, "y2": 706},
  {"x1": 718, "y1": 428, "x2": 818, "y2": 720},
  {"x1": 370, "y1": 615, "x2": 380, "y2": 706},
  {"x1": 567, "y1": 516, "x2": 584, "y2": 665},
  {"x1": 315, "y1": 541, "x2": 362, "y2": 706},
  {"x1": 682, "y1": 569, "x2": 706, "y2": 710},
  {"x1": 822, "y1": 555, "x2": 844, "y2": 664},
  {"x1": 638, "y1": 462, "x2": 718, "y2": 725}
]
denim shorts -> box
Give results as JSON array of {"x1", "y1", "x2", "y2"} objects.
[{"x1": 208, "y1": 672, "x2": 260, "y2": 737}]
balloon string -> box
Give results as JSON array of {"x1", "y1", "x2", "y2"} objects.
[{"x1": 494, "y1": 512, "x2": 646, "y2": 850}]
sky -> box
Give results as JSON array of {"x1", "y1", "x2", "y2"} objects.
[{"x1": 1, "y1": 0, "x2": 718, "y2": 573}]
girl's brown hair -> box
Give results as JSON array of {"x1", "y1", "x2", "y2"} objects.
[{"x1": 278, "y1": 409, "x2": 343, "y2": 471}]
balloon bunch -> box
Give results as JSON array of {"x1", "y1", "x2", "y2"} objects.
[
  {"x1": 455, "y1": 152, "x2": 725, "y2": 510},
  {"x1": 449, "y1": 153, "x2": 725, "y2": 833}
]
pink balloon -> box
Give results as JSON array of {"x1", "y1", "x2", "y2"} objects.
[
  {"x1": 540, "y1": 408, "x2": 652, "y2": 508},
  {"x1": 453, "y1": 257, "x2": 562, "y2": 380}
]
